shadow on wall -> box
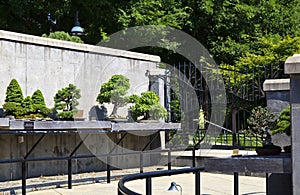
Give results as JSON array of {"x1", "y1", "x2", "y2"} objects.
[{"x1": 88, "y1": 105, "x2": 107, "y2": 120}]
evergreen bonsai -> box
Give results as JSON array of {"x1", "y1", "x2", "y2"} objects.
[
  {"x1": 272, "y1": 107, "x2": 291, "y2": 136},
  {"x1": 96, "y1": 74, "x2": 130, "y2": 118},
  {"x1": 129, "y1": 91, "x2": 168, "y2": 121},
  {"x1": 54, "y1": 84, "x2": 81, "y2": 119},
  {"x1": 31, "y1": 89, "x2": 51, "y2": 118},
  {"x1": 3, "y1": 79, "x2": 25, "y2": 117}
]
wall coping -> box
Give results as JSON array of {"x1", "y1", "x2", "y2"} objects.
[
  {"x1": 263, "y1": 78, "x2": 290, "y2": 91},
  {"x1": 0, "y1": 30, "x2": 161, "y2": 63},
  {"x1": 285, "y1": 54, "x2": 300, "y2": 74}
]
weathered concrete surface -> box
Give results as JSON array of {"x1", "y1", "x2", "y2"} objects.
[{"x1": 0, "y1": 30, "x2": 161, "y2": 118}]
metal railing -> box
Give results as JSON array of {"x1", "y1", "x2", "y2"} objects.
[{"x1": 117, "y1": 166, "x2": 205, "y2": 195}]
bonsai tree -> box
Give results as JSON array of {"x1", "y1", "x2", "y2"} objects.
[
  {"x1": 22, "y1": 96, "x2": 34, "y2": 115},
  {"x1": 245, "y1": 106, "x2": 278, "y2": 147},
  {"x1": 3, "y1": 79, "x2": 25, "y2": 117},
  {"x1": 97, "y1": 74, "x2": 130, "y2": 118},
  {"x1": 31, "y1": 89, "x2": 51, "y2": 118},
  {"x1": 129, "y1": 91, "x2": 168, "y2": 121},
  {"x1": 54, "y1": 84, "x2": 81, "y2": 119},
  {"x1": 272, "y1": 107, "x2": 291, "y2": 136}
]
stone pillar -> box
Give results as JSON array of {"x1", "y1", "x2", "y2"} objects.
[{"x1": 285, "y1": 54, "x2": 300, "y2": 195}]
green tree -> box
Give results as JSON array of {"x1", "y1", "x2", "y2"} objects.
[
  {"x1": 129, "y1": 91, "x2": 167, "y2": 121},
  {"x1": 54, "y1": 84, "x2": 81, "y2": 119},
  {"x1": 32, "y1": 89, "x2": 51, "y2": 117},
  {"x1": 22, "y1": 96, "x2": 34, "y2": 114},
  {"x1": 42, "y1": 31, "x2": 84, "y2": 43},
  {"x1": 97, "y1": 75, "x2": 130, "y2": 118},
  {"x1": 3, "y1": 79, "x2": 25, "y2": 117}
]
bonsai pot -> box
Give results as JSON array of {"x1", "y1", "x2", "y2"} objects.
[{"x1": 255, "y1": 145, "x2": 282, "y2": 156}]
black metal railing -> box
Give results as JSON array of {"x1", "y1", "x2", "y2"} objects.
[{"x1": 117, "y1": 166, "x2": 205, "y2": 195}]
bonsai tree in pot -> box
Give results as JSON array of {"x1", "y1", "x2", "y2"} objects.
[
  {"x1": 3, "y1": 79, "x2": 25, "y2": 118},
  {"x1": 245, "y1": 106, "x2": 281, "y2": 155},
  {"x1": 53, "y1": 84, "x2": 81, "y2": 120},
  {"x1": 31, "y1": 89, "x2": 51, "y2": 118},
  {"x1": 96, "y1": 74, "x2": 130, "y2": 119},
  {"x1": 129, "y1": 91, "x2": 168, "y2": 122}
]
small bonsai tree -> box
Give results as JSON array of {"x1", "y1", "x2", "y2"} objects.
[
  {"x1": 246, "y1": 106, "x2": 276, "y2": 147},
  {"x1": 97, "y1": 74, "x2": 130, "y2": 118},
  {"x1": 129, "y1": 91, "x2": 168, "y2": 121},
  {"x1": 31, "y1": 89, "x2": 51, "y2": 118},
  {"x1": 3, "y1": 79, "x2": 25, "y2": 117},
  {"x1": 54, "y1": 84, "x2": 81, "y2": 119},
  {"x1": 272, "y1": 107, "x2": 291, "y2": 136}
]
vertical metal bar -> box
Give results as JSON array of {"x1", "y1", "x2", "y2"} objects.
[
  {"x1": 192, "y1": 147, "x2": 196, "y2": 167},
  {"x1": 195, "y1": 170, "x2": 200, "y2": 195},
  {"x1": 140, "y1": 152, "x2": 143, "y2": 173},
  {"x1": 168, "y1": 148, "x2": 171, "y2": 170},
  {"x1": 146, "y1": 177, "x2": 152, "y2": 195},
  {"x1": 234, "y1": 172, "x2": 239, "y2": 195},
  {"x1": 266, "y1": 173, "x2": 269, "y2": 195},
  {"x1": 68, "y1": 159, "x2": 72, "y2": 189},
  {"x1": 107, "y1": 156, "x2": 111, "y2": 183},
  {"x1": 22, "y1": 161, "x2": 26, "y2": 195}
]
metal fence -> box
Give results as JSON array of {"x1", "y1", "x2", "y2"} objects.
[{"x1": 164, "y1": 62, "x2": 284, "y2": 149}]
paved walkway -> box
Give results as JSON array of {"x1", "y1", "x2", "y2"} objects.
[{"x1": 25, "y1": 170, "x2": 266, "y2": 195}]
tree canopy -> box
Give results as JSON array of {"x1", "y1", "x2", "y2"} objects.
[{"x1": 0, "y1": 0, "x2": 299, "y2": 72}]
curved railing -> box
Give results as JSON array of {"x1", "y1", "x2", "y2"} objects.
[{"x1": 117, "y1": 166, "x2": 205, "y2": 195}]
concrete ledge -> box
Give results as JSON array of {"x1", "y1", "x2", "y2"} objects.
[
  {"x1": 8, "y1": 120, "x2": 111, "y2": 130},
  {"x1": 263, "y1": 79, "x2": 290, "y2": 91},
  {"x1": 205, "y1": 154, "x2": 291, "y2": 173},
  {"x1": 0, "y1": 118, "x2": 9, "y2": 127},
  {"x1": 285, "y1": 54, "x2": 300, "y2": 74},
  {"x1": 0, "y1": 30, "x2": 160, "y2": 62}
]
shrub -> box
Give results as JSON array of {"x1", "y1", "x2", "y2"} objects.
[
  {"x1": 272, "y1": 107, "x2": 291, "y2": 136},
  {"x1": 3, "y1": 79, "x2": 25, "y2": 116},
  {"x1": 54, "y1": 84, "x2": 81, "y2": 119},
  {"x1": 31, "y1": 89, "x2": 51, "y2": 117},
  {"x1": 129, "y1": 91, "x2": 168, "y2": 121},
  {"x1": 42, "y1": 31, "x2": 84, "y2": 43},
  {"x1": 97, "y1": 75, "x2": 130, "y2": 118}
]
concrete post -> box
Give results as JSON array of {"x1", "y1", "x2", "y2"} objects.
[{"x1": 285, "y1": 54, "x2": 300, "y2": 195}]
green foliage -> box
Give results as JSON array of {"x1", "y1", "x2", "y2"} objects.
[
  {"x1": 3, "y1": 79, "x2": 24, "y2": 116},
  {"x1": 42, "y1": 31, "x2": 84, "y2": 43},
  {"x1": 54, "y1": 84, "x2": 81, "y2": 119},
  {"x1": 22, "y1": 96, "x2": 33, "y2": 114},
  {"x1": 97, "y1": 75, "x2": 130, "y2": 117},
  {"x1": 272, "y1": 107, "x2": 291, "y2": 136},
  {"x1": 118, "y1": 0, "x2": 190, "y2": 29},
  {"x1": 245, "y1": 106, "x2": 275, "y2": 145},
  {"x1": 31, "y1": 89, "x2": 51, "y2": 117},
  {"x1": 129, "y1": 91, "x2": 168, "y2": 121}
]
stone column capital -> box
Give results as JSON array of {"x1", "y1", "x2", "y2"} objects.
[{"x1": 285, "y1": 54, "x2": 300, "y2": 74}]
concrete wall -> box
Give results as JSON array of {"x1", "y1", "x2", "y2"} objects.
[
  {"x1": 0, "y1": 30, "x2": 161, "y2": 118},
  {"x1": 0, "y1": 30, "x2": 164, "y2": 181}
]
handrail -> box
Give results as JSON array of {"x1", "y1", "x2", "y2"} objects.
[{"x1": 118, "y1": 166, "x2": 205, "y2": 195}]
